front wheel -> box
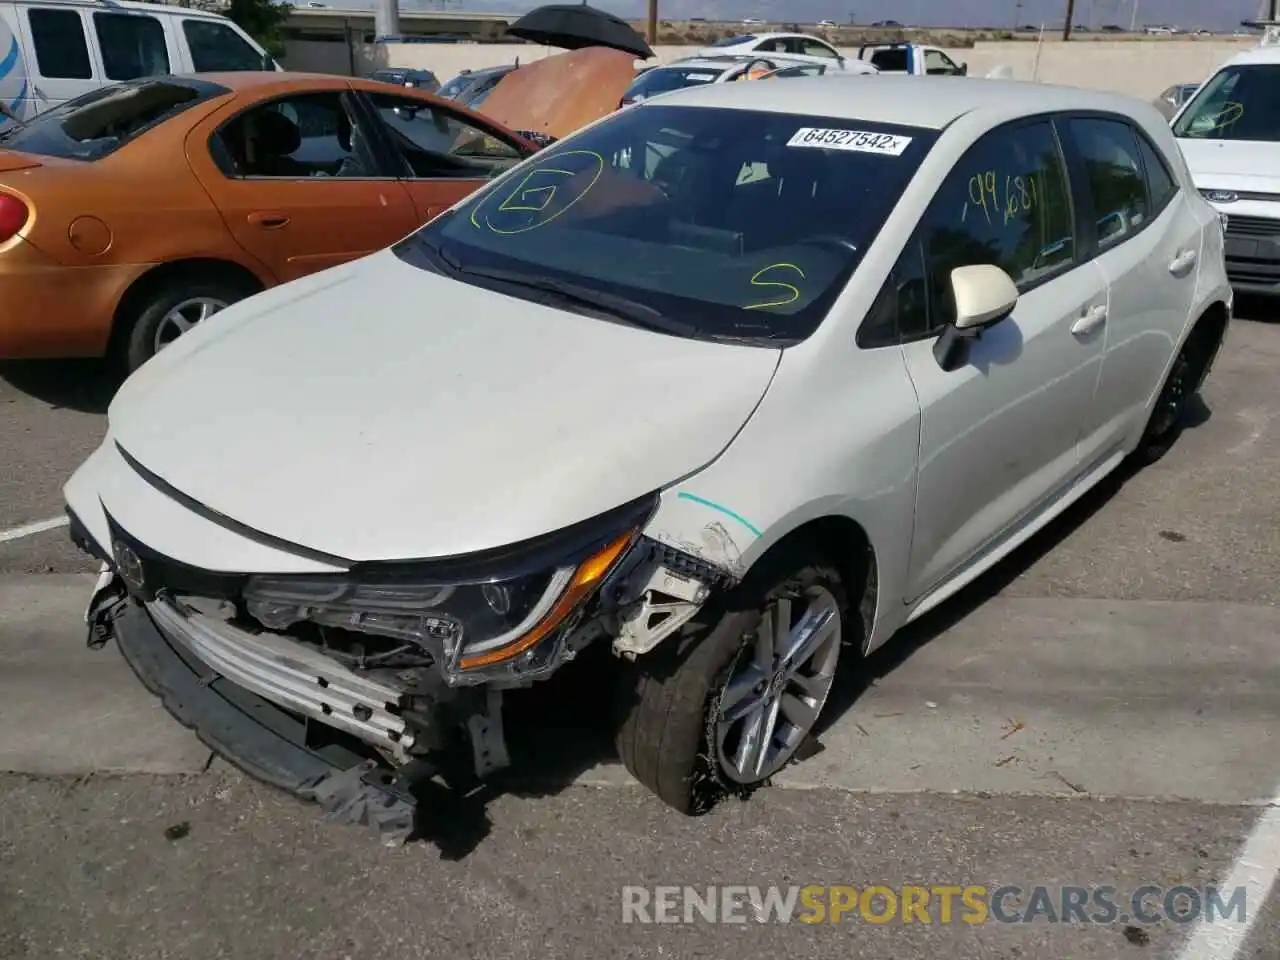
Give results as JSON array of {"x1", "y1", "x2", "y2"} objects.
[{"x1": 615, "y1": 555, "x2": 849, "y2": 814}]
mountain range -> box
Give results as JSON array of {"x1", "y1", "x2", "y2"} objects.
[{"x1": 325, "y1": 0, "x2": 1270, "y2": 32}]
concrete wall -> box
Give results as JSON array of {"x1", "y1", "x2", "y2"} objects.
[{"x1": 280, "y1": 38, "x2": 1255, "y2": 101}]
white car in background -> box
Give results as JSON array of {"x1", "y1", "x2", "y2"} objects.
[
  {"x1": 619, "y1": 55, "x2": 800, "y2": 105},
  {"x1": 1171, "y1": 42, "x2": 1280, "y2": 295},
  {"x1": 698, "y1": 31, "x2": 875, "y2": 72},
  {"x1": 67, "y1": 76, "x2": 1230, "y2": 833}
]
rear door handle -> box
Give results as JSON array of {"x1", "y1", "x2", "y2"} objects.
[
  {"x1": 1071, "y1": 303, "x2": 1108, "y2": 336},
  {"x1": 1168, "y1": 248, "x2": 1198, "y2": 276},
  {"x1": 247, "y1": 211, "x2": 290, "y2": 229}
]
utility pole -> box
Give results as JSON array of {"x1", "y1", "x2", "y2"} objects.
[
  {"x1": 1129, "y1": 0, "x2": 1139, "y2": 32},
  {"x1": 647, "y1": 0, "x2": 657, "y2": 45},
  {"x1": 1063, "y1": 0, "x2": 1075, "y2": 38}
]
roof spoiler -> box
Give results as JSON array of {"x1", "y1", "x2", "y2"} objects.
[{"x1": 1240, "y1": 19, "x2": 1280, "y2": 45}]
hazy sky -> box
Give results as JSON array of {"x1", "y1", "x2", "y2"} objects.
[{"x1": 379, "y1": 0, "x2": 1269, "y2": 31}]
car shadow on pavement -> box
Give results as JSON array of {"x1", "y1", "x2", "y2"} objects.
[{"x1": 0, "y1": 359, "x2": 119, "y2": 414}]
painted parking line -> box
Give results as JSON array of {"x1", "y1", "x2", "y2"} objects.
[
  {"x1": 1174, "y1": 791, "x2": 1280, "y2": 960},
  {"x1": 0, "y1": 515, "x2": 69, "y2": 545}
]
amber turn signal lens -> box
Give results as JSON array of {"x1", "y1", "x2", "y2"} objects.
[{"x1": 456, "y1": 529, "x2": 636, "y2": 670}]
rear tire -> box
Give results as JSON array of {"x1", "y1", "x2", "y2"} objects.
[
  {"x1": 115, "y1": 273, "x2": 257, "y2": 374},
  {"x1": 615, "y1": 550, "x2": 850, "y2": 815},
  {"x1": 1133, "y1": 318, "x2": 1221, "y2": 465}
]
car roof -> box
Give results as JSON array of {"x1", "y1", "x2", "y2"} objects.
[
  {"x1": 645, "y1": 75, "x2": 1161, "y2": 130},
  {"x1": 188, "y1": 71, "x2": 351, "y2": 92},
  {"x1": 1222, "y1": 44, "x2": 1280, "y2": 67},
  {"x1": 13, "y1": 0, "x2": 230, "y2": 19}
]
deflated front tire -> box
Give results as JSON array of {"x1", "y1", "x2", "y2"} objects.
[{"x1": 615, "y1": 546, "x2": 850, "y2": 814}]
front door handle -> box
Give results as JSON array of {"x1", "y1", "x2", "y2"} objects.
[
  {"x1": 247, "y1": 211, "x2": 290, "y2": 229},
  {"x1": 1071, "y1": 303, "x2": 1108, "y2": 336},
  {"x1": 1168, "y1": 248, "x2": 1198, "y2": 276}
]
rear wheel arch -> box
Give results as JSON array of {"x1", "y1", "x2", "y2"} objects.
[{"x1": 108, "y1": 258, "x2": 267, "y2": 370}]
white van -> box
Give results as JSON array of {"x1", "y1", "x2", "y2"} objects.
[{"x1": 0, "y1": 0, "x2": 277, "y2": 126}]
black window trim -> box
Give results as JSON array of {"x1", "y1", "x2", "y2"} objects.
[
  {"x1": 1131, "y1": 124, "x2": 1182, "y2": 220},
  {"x1": 208, "y1": 88, "x2": 404, "y2": 181},
  {"x1": 25, "y1": 6, "x2": 94, "y2": 81},
  {"x1": 859, "y1": 112, "x2": 1083, "y2": 348},
  {"x1": 348, "y1": 88, "x2": 535, "y2": 182}
]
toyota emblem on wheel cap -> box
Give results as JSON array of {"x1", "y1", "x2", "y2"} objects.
[{"x1": 113, "y1": 540, "x2": 145, "y2": 593}]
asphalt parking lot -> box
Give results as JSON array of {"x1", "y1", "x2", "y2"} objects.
[{"x1": 1, "y1": 303, "x2": 1278, "y2": 960}]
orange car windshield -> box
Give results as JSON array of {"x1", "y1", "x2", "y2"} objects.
[{"x1": 0, "y1": 77, "x2": 229, "y2": 161}]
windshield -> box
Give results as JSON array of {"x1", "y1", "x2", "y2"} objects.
[
  {"x1": 394, "y1": 104, "x2": 937, "y2": 345},
  {"x1": 624, "y1": 66, "x2": 729, "y2": 100},
  {"x1": 711, "y1": 34, "x2": 755, "y2": 46},
  {"x1": 437, "y1": 73, "x2": 474, "y2": 100},
  {"x1": 0, "y1": 78, "x2": 227, "y2": 159},
  {"x1": 1173, "y1": 64, "x2": 1280, "y2": 141}
]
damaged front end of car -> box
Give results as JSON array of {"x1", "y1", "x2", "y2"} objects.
[{"x1": 72, "y1": 488, "x2": 733, "y2": 843}]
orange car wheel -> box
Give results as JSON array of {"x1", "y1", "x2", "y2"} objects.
[{"x1": 115, "y1": 270, "x2": 259, "y2": 374}]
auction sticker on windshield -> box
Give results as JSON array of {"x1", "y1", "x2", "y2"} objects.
[{"x1": 788, "y1": 127, "x2": 913, "y2": 155}]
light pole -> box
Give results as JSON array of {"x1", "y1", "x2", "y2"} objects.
[{"x1": 647, "y1": 0, "x2": 657, "y2": 45}]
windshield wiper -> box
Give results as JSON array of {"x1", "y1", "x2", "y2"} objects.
[{"x1": 454, "y1": 264, "x2": 702, "y2": 338}]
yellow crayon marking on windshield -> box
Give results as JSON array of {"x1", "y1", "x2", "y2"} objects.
[
  {"x1": 470, "y1": 150, "x2": 606, "y2": 235},
  {"x1": 1201, "y1": 101, "x2": 1244, "y2": 132},
  {"x1": 745, "y1": 263, "x2": 805, "y2": 310}
]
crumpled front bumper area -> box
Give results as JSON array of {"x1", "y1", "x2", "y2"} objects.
[{"x1": 112, "y1": 596, "x2": 423, "y2": 843}]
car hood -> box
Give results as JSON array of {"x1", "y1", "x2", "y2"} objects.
[
  {"x1": 476, "y1": 46, "x2": 638, "y2": 140},
  {"x1": 1177, "y1": 138, "x2": 1280, "y2": 191},
  {"x1": 108, "y1": 250, "x2": 781, "y2": 564}
]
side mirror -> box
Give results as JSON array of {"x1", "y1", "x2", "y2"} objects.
[
  {"x1": 952, "y1": 264, "x2": 1018, "y2": 328},
  {"x1": 959, "y1": 61, "x2": 969, "y2": 75},
  {"x1": 261, "y1": 53, "x2": 277, "y2": 71},
  {"x1": 933, "y1": 264, "x2": 1019, "y2": 371}
]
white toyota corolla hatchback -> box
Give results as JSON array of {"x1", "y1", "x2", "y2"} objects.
[{"x1": 66, "y1": 76, "x2": 1231, "y2": 834}]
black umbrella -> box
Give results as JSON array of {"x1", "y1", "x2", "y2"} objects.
[{"x1": 507, "y1": 3, "x2": 654, "y2": 59}]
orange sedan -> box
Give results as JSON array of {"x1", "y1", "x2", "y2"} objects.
[{"x1": 0, "y1": 72, "x2": 541, "y2": 371}]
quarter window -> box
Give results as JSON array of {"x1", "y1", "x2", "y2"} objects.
[
  {"x1": 27, "y1": 9, "x2": 92, "y2": 80},
  {"x1": 183, "y1": 20, "x2": 266, "y2": 72},
  {"x1": 1136, "y1": 132, "x2": 1178, "y2": 213},
  {"x1": 916, "y1": 120, "x2": 1075, "y2": 333},
  {"x1": 368, "y1": 93, "x2": 526, "y2": 179},
  {"x1": 1067, "y1": 118, "x2": 1149, "y2": 250},
  {"x1": 94, "y1": 12, "x2": 170, "y2": 81}
]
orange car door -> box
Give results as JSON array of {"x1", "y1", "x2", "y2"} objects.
[
  {"x1": 186, "y1": 86, "x2": 419, "y2": 283},
  {"x1": 354, "y1": 88, "x2": 534, "y2": 225}
]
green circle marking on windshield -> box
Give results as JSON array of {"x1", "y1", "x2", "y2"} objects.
[
  {"x1": 745, "y1": 263, "x2": 805, "y2": 310},
  {"x1": 470, "y1": 149, "x2": 605, "y2": 235}
]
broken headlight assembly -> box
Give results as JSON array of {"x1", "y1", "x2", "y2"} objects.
[{"x1": 241, "y1": 494, "x2": 657, "y2": 683}]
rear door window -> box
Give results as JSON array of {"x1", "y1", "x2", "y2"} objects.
[
  {"x1": 94, "y1": 12, "x2": 170, "y2": 81},
  {"x1": 1066, "y1": 117, "x2": 1149, "y2": 250},
  {"x1": 0, "y1": 78, "x2": 226, "y2": 159},
  {"x1": 26, "y1": 8, "x2": 92, "y2": 80},
  {"x1": 183, "y1": 19, "x2": 266, "y2": 71}
]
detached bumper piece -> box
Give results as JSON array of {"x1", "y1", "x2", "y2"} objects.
[{"x1": 111, "y1": 599, "x2": 427, "y2": 845}]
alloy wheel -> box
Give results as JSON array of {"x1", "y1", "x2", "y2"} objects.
[{"x1": 715, "y1": 585, "x2": 842, "y2": 784}]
